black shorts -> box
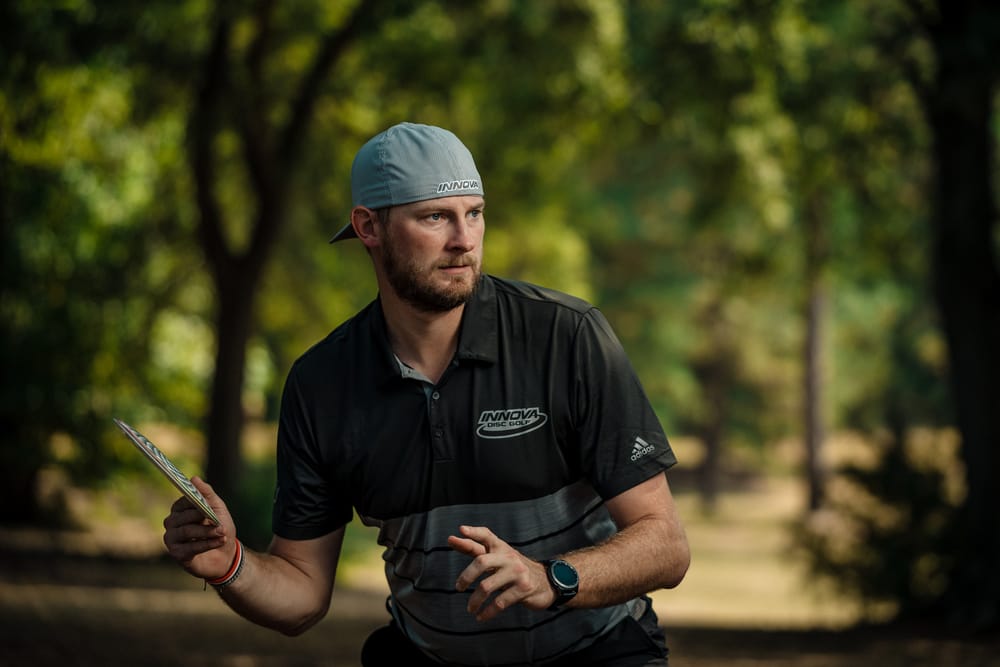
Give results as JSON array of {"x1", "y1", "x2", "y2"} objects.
[{"x1": 360, "y1": 597, "x2": 669, "y2": 666}]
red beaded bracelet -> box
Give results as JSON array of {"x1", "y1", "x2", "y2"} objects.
[{"x1": 206, "y1": 538, "x2": 244, "y2": 589}]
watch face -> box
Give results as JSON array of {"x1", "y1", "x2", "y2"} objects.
[{"x1": 551, "y1": 560, "x2": 578, "y2": 588}]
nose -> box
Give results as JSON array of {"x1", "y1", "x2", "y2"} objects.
[{"x1": 448, "y1": 217, "x2": 477, "y2": 251}]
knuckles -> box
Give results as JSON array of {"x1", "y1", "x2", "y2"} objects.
[{"x1": 476, "y1": 578, "x2": 497, "y2": 595}]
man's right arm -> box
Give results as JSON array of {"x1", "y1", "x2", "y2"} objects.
[
  {"x1": 216, "y1": 530, "x2": 345, "y2": 636},
  {"x1": 163, "y1": 476, "x2": 345, "y2": 636}
]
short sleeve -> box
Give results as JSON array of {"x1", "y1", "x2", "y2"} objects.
[
  {"x1": 572, "y1": 308, "x2": 677, "y2": 499},
  {"x1": 271, "y1": 363, "x2": 353, "y2": 540}
]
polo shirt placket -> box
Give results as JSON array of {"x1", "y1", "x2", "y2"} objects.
[{"x1": 428, "y1": 388, "x2": 448, "y2": 461}]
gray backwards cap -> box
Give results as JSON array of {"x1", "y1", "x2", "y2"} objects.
[{"x1": 330, "y1": 122, "x2": 484, "y2": 242}]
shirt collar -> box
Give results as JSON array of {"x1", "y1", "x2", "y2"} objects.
[
  {"x1": 455, "y1": 274, "x2": 498, "y2": 365},
  {"x1": 369, "y1": 275, "x2": 498, "y2": 387},
  {"x1": 369, "y1": 299, "x2": 402, "y2": 387}
]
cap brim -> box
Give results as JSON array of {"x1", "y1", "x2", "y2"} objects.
[{"x1": 329, "y1": 221, "x2": 357, "y2": 243}]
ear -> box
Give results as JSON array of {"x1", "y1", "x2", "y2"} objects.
[{"x1": 351, "y1": 206, "x2": 382, "y2": 249}]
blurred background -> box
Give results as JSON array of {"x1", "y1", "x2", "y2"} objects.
[{"x1": 1, "y1": 0, "x2": 998, "y2": 665}]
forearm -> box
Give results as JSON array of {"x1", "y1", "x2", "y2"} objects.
[
  {"x1": 162, "y1": 479, "x2": 342, "y2": 634},
  {"x1": 450, "y1": 475, "x2": 689, "y2": 620},
  {"x1": 564, "y1": 514, "x2": 689, "y2": 608},
  {"x1": 212, "y1": 543, "x2": 334, "y2": 636}
]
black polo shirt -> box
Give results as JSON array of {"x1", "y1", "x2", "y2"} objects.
[{"x1": 273, "y1": 274, "x2": 676, "y2": 665}]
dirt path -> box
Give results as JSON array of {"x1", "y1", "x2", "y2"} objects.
[{"x1": 1, "y1": 545, "x2": 997, "y2": 667}]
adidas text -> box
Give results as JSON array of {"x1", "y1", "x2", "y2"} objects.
[{"x1": 630, "y1": 436, "x2": 655, "y2": 461}]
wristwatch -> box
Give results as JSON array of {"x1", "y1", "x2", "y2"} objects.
[{"x1": 543, "y1": 559, "x2": 579, "y2": 610}]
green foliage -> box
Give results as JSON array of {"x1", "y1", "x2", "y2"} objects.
[
  {"x1": 0, "y1": 1, "x2": 207, "y2": 520},
  {"x1": 798, "y1": 428, "x2": 962, "y2": 619},
  {"x1": 0, "y1": 0, "x2": 992, "y2": 627},
  {"x1": 798, "y1": 283, "x2": 959, "y2": 618},
  {"x1": 227, "y1": 457, "x2": 278, "y2": 553}
]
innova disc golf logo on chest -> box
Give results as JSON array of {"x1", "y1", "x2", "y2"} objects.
[{"x1": 476, "y1": 407, "x2": 548, "y2": 439}]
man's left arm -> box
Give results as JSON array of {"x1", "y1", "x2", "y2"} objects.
[
  {"x1": 568, "y1": 471, "x2": 689, "y2": 606},
  {"x1": 450, "y1": 472, "x2": 689, "y2": 621}
]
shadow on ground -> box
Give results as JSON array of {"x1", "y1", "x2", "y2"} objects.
[{"x1": 1, "y1": 540, "x2": 998, "y2": 667}]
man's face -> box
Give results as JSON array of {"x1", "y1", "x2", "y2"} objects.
[{"x1": 376, "y1": 195, "x2": 485, "y2": 312}]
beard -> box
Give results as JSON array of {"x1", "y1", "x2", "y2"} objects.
[{"x1": 380, "y1": 233, "x2": 481, "y2": 313}]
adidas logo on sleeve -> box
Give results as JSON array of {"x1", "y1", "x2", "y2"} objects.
[{"x1": 629, "y1": 436, "x2": 656, "y2": 462}]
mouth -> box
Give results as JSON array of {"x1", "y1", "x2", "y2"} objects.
[
  {"x1": 439, "y1": 259, "x2": 475, "y2": 272},
  {"x1": 440, "y1": 264, "x2": 472, "y2": 276}
]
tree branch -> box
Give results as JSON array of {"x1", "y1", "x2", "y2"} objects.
[
  {"x1": 239, "y1": 0, "x2": 278, "y2": 212},
  {"x1": 246, "y1": 0, "x2": 276, "y2": 85},
  {"x1": 245, "y1": 0, "x2": 375, "y2": 261},
  {"x1": 189, "y1": 15, "x2": 233, "y2": 281},
  {"x1": 277, "y1": 0, "x2": 373, "y2": 169},
  {"x1": 865, "y1": 2, "x2": 933, "y2": 104},
  {"x1": 901, "y1": 0, "x2": 936, "y2": 29}
]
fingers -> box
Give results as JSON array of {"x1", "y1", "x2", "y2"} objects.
[
  {"x1": 163, "y1": 510, "x2": 221, "y2": 542},
  {"x1": 455, "y1": 525, "x2": 502, "y2": 548},
  {"x1": 163, "y1": 530, "x2": 226, "y2": 565},
  {"x1": 454, "y1": 549, "x2": 500, "y2": 593},
  {"x1": 447, "y1": 535, "x2": 487, "y2": 559},
  {"x1": 449, "y1": 526, "x2": 551, "y2": 622},
  {"x1": 450, "y1": 526, "x2": 498, "y2": 592},
  {"x1": 163, "y1": 504, "x2": 205, "y2": 530},
  {"x1": 191, "y1": 476, "x2": 219, "y2": 506},
  {"x1": 191, "y1": 475, "x2": 212, "y2": 493},
  {"x1": 161, "y1": 477, "x2": 237, "y2": 579},
  {"x1": 163, "y1": 505, "x2": 224, "y2": 555},
  {"x1": 447, "y1": 525, "x2": 502, "y2": 571},
  {"x1": 191, "y1": 476, "x2": 232, "y2": 523},
  {"x1": 465, "y1": 557, "x2": 534, "y2": 621}
]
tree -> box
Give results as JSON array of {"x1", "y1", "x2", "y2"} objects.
[
  {"x1": 0, "y1": 1, "x2": 195, "y2": 520},
  {"x1": 914, "y1": 0, "x2": 1000, "y2": 629},
  {"x1": 604, "y1": 1, "x2": 814, "y2": 510},
  {"x1": 186, "y1": 2, "x2": 375, "y2": 501},
  {"x1": 797, "y1": 0, "x2": 999, "y2": 629}
]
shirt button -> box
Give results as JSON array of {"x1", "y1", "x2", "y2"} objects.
[{"x1": 431, "y1": 391, "x2": 440, "y2": 400}]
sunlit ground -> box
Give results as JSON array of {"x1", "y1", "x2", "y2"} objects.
[
  {"x1": 659, "y1": 476, "x2": 865, "y2": 629},
  {"x1": 19, "y1": 422, "x2": 875, "y2": 629},
  {"x1": 4, "y1": 468, "x2": 863, "y2": 630},
  {"x1": 2, "y1": 424, "x2": 997, "y2": 665}
]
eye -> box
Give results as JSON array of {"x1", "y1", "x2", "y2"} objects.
[{"x1": 429, "y1": 212, "x2": 443, "y2": 221}]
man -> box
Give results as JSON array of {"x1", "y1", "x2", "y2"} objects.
[{"x1": 163, "y1": 122, "x2": 690, "y2": 666}]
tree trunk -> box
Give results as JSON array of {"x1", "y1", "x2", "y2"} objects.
[
  {"x1": 204, "y1": 267, "x2": 259, "y2": 499},
  {"x1": 187, "y1": 6, "x2": 370, "y2": 503},
  {"x1": 803, "y1": 198, "x2": 827, "y2": 511},
  {"x1": 697, "y1": 391, "x2": 725, "y2": 514},
  {"x1": 803, "y1": 284, "x2": 825, "y2": 511},
  {"x1": 694, "y1": 300, "x2": 733, "y2": 514},
  {"x1": 923, "y1": 0, "x2": 1000, "y2": 629}
]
